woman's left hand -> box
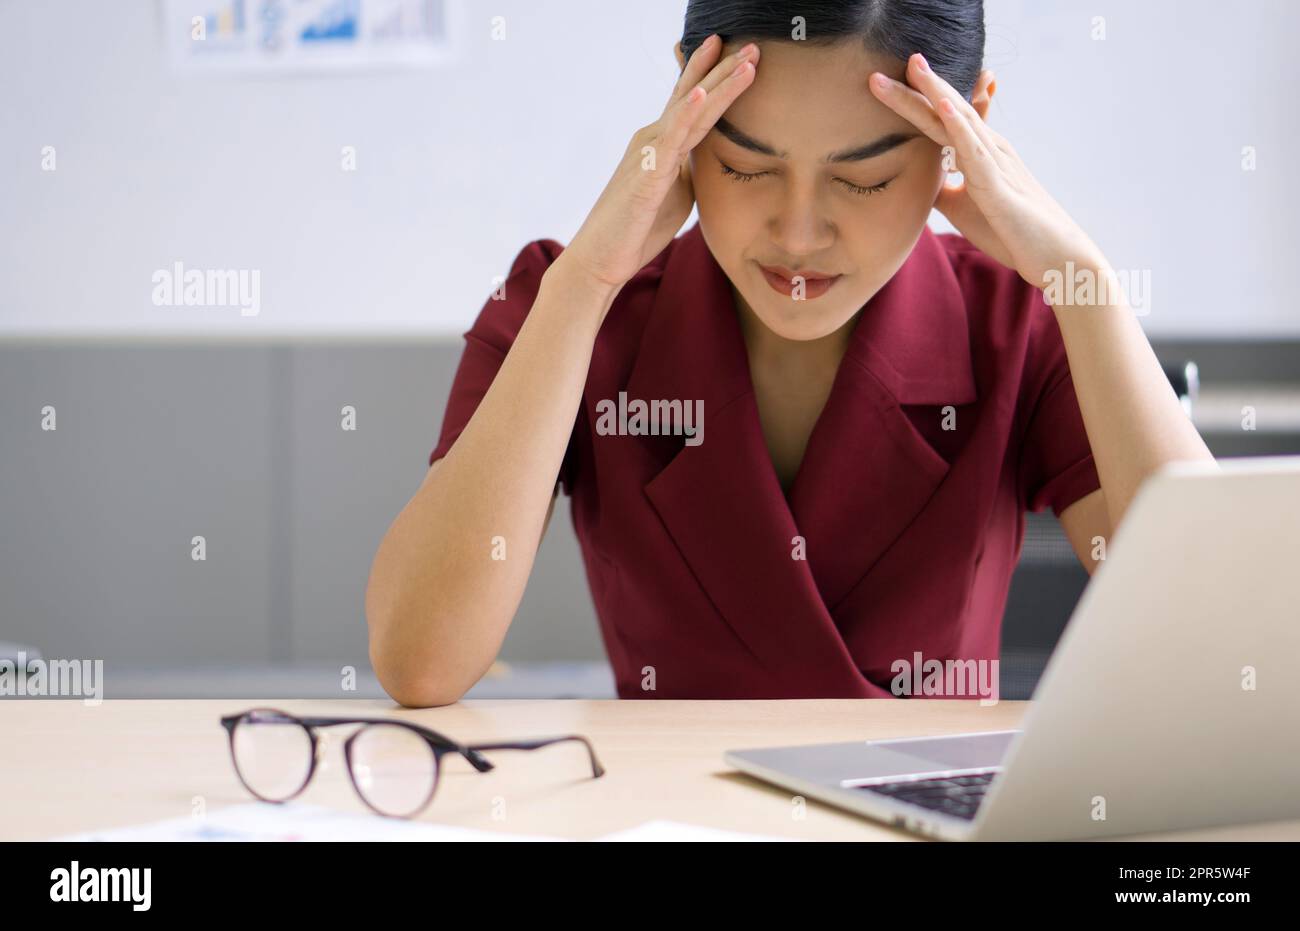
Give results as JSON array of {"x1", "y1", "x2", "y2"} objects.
[{"x1": 870, "y1": 53, "x2": 1105, "y2": 290}]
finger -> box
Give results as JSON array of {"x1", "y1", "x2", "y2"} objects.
[
  {"x1": 906, "y1": 53, "x2": 980, "y2": 121},
  {"x1": 696, "y1": 40, "x2": 760, "y2": 96},
  {"x1": 869, "y1": 72, "x2": 948, "y2": 147},
  {"x1": 655, "y1": 82, "x2": 711, "y2": 165},
  {"x1": 669, "y1": 37, "x2": 757, "y2": 113},
  {"x1": 935, "y1": 97, "x2": 999, "y2": 188},
  {"x1": 669, "y1": 34, "x2": 722, "y2": 105},
  {"x1": 906, "y1": 53, "x2": 1002, "y2": 153},
  {"x1": 682, "y1": 58, "x2": 758, "y2": 150}
]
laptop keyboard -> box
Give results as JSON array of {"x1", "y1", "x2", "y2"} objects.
[{"x1": 854, "y1": 771, "x2": 999, "y2": 821}]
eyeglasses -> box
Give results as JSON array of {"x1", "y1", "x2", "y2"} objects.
[{"x1": 219, "y1": 707, "x2": 606, "y2": 819}]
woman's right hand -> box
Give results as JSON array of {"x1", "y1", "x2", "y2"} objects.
[{"x1": 562, "y1": 34, "x2": 760, "y2": 291}]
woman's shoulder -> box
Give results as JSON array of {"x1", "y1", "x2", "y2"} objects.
[
  {"x1": 931, "y1": 230, "x2": 1057, "y2": 345},
  {"x1": 928, "y1": 230, "x2": 1072, "y2": 403},
  {"x1": 463, "y1": 234, "x2": 681, "y2": 357},
  {"x1": 502, "y1": 234, "x2": 679, "y2": 297},
  {"x1": 932, "y1": 231, "x2": 1030, "y2": 302}
]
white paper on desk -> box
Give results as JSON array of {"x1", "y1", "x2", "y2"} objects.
[
  {"x1": 596, "y1": 821, "x2": 793, "y2": 842},
  {"x1": 50, "y1": 802, "x2": 563, "y2": 842}
]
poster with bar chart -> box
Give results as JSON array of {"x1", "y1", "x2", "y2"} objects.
[{"x1": 165, "y1": 0, "x2": 455, "y2": 72}]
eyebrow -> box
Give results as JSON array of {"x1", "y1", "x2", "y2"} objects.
[{"x1": 714, "y1": 116, "x2": 919, "y2": 163}]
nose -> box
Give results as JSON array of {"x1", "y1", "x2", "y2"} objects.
[{"x1": 768, "y1": 179, "x2": 835, "y2": 259}]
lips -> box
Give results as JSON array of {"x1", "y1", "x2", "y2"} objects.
[
  {"x1": 757, "y1": 262, "x2": 842, "y2": 300},
  {"x1": 759, "y1": 264, "x2": 838, "y2": 282}
]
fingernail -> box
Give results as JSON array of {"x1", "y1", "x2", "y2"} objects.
[
  {"x1": 872, "y1": 73, "x2": 891, "y2": 92},
  {"x1": 915, "y1": 53, "x2": 930, "y2": 73},
  {"x1": 737, "y1": 42, "x2": 757, "y2": 59}
]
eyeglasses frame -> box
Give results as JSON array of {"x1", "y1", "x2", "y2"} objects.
[{"x1": 219, "y1": 706, "x2": 605, "y2": 819}]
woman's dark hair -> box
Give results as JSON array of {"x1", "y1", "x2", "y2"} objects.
[{"x1": 681, "y1": 0, "x2": 985, "y2": 99}]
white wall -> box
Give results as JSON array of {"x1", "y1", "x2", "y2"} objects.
[{"x1": 2, "y1": 0, "x2": 1296, "y2": 337}]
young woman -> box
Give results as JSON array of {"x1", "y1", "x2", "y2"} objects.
[{"x1": 365, "y1": 0, "x2": 1214, "y2": 706}]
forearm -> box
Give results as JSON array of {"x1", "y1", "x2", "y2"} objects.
[
  {"x1": 1047, "y1": 253, "x2": 1216, "y2": 532},
  {"x1": 366, "y1": 257, "x2": 619, "y2": 704}
]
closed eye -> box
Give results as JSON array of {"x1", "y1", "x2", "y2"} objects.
[
  {"x1": 718, "y1": 162, "x2": 769, "y2": 183},
  {"x1": 835, "y1": 177, "x2": 893, "y2": 196},
  {"x1": 718, "y1": 161, "x2": 893, "y2": 196}
]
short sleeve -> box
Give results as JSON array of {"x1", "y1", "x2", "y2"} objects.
[
  {"x1": 1017, "y1": 297, "x2": 1102, "y2": 518},
  {"x1": 428, "y1": 238, "x2": 580, "y2": 495}
]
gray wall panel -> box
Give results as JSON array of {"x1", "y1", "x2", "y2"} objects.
[
  {"x1": 0, "y1": 346, "x2": 276, "y2": 665},
  {"x1": 286, "y1": 342, "x2": 605, "y2": 669}
]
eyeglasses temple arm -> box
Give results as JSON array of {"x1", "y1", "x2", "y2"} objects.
[{"x1": 463, "y1": 735, "x2": 606, "y2": 778}]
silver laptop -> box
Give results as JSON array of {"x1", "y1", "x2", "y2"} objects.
[{"x1": 725, "y1": 455, "x2": 1300, "y2": 840}]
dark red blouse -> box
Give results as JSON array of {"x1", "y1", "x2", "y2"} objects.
[{"x1": 430, "y1": 222, "x2": 1100, "y2": 699}]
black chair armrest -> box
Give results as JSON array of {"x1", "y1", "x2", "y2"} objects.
[{"x1": 1162, "y1": 360, "x2": 1199, "y2": 414}]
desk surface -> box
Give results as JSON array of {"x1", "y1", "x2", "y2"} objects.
[{"x1": 4, "y1": 699, "x2": 1298, "y2": 841}]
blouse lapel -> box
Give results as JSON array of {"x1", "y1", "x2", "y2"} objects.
[
  {"x1": 625, "y1": 224, "x2": 882, "y2": 695},
  {"x1": 620, "y1": 223, "x2": 974, "y2": 694},
  {"x1": 786, "y1": 227, "x2": 977, "y2": 611}
]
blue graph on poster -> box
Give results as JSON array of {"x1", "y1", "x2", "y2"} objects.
[
  {"x1": 300, "y1": 0, "x2": 359, "y2": 42},
  {"x1": 164, "y1": 0, "x2": 453, "y2": 71}
]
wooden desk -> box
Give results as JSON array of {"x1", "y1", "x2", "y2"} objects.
[{"x1": 3, "y1": 699, "x2": 1298, "y2": 841}]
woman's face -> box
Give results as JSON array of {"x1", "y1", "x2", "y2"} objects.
[{"x1": 683, "y1": 39, "x2": 947, "y2": 342}]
